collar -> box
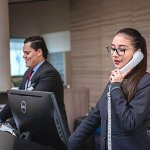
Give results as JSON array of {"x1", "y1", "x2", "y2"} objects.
[{"x1": 32, "y1": 60, "x2": 45, "y2": 74}]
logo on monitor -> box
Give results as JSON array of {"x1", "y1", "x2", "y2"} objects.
[{"x1": 21, "y1": 101, "x2": 26, "y2": 114}]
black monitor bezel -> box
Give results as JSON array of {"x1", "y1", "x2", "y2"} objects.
[{"x1": 8, "y1": 89, "x2": 70, "y2": 150}]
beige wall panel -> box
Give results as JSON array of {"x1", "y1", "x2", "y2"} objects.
[
  {"x1": 131, "y1": 1, "x2": 150, "y2": 71},
  {"x1": 71, "y1": 56, "x2": 101, "y2": 72},
  {"x1": 0, "y1": 0, "x2": 11, "y2": 91},
  {"x1": 70, "y1": 0, "x2": 150, "y2": 108},
  {"x1": 71, "y1": 38, "x2": 101, "y2": 57},
  {"x1": 71, "y1": 73, "x2": 109, "y2": 106}
]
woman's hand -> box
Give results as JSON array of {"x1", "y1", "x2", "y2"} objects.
[{"x1": 109, "y1": 68, "x2": 132, "y2": 83}]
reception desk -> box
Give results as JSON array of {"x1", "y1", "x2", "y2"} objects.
[
  {"x1": 64, "y1": 87, "x2": 89, "y2": 132},
  {"x1": 0, "y1": 131, "x2": 49, "y2": 150}
]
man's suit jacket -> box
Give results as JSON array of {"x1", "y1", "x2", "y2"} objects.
[
  {"x1": 0, "y1": 61, "x2": 69, "y2": 149},
  {"x1": 69, "y1": 72, "x2": 150, "y2": 150}
]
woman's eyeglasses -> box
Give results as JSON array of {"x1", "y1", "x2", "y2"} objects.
[{"x1": 106, "y1": 46, "x2": 126, "y2": 56}]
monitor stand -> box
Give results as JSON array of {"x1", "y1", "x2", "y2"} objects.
[{"x1": 0, "y1": 131, "x2": 51, "y2": 150}]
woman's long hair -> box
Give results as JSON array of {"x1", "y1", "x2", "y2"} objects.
[{"x1": 116, "y1": 28, "x2": 147, "y2": 101}]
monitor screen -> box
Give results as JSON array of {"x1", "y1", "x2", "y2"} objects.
[{"x1": 8, "y1": 90, "x2": 70, "y2": 150}]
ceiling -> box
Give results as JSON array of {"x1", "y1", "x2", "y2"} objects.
[{"x1": 9, "y1": 0, "x2": 48, "y2": 4}]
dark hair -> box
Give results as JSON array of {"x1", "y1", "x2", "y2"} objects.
[
  {"x1": 24, "y1": 36, "x2": 48, "y2": 59},
  {"x1": 116, "y1": 28, "x2": 147, "y2": 101}
]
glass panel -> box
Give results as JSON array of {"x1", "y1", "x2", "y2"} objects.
[
  {"x1": 48, "y1": 52, "x2": 66, "y2": 84},
  {"x1": 10, "y1": 38, "x2": 27, "y2": 76}
]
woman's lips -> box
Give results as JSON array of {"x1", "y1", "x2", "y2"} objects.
[{"x1": 114, "y1": 60, "x2": 122, "y2": 65}]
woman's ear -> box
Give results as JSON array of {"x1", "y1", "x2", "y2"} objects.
[{"x1": 137, "y1": 48, "x2": 141, "y2": 52}]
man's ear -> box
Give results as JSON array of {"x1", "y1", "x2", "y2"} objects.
[{"x1": 37, "y1": 49, "x2": 42, "y2": 56}]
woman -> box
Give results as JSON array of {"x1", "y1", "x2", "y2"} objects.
[{"x1": 69, "y1": 28, "x2": 150, "y2": 150}]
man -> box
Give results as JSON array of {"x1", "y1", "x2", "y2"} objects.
[{"x1": 0, "y1": 36, "x2": 69, "y2": 149}]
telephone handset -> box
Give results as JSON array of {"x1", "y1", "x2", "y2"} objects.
[{"x1": 120, "y1": 51, "x2": 144, "y2": 73}]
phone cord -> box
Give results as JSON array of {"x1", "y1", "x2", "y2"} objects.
[{"x1": 107, "y1": 85, "x2": 112, "y2": 150}]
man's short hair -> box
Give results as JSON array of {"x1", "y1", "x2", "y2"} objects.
[{"x1": 24, "y1": 36, "x2": 49, "y2": 59}]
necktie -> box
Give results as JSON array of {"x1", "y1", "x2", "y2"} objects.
[
  {"x1": 27, "y1": 70, "x2": 33, "y2": 81},
  {"x1": 26, "y1": 70, "x2": 34, "y2": 89}
]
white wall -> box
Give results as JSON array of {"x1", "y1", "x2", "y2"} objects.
[{"x1": 42, "y1": 31, "x2": 71, "y2": 53}]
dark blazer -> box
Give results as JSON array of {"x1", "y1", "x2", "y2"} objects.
[
  {"x1": 69, "y1": 72, "x2": 150, "y2": 150},
  {"x1": 0, "y1": 61, "x2": 69, "y2": 149}
]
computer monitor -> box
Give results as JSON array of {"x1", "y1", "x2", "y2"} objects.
[{"x1": 8, "y1": 89, "x2": 70, "y2": 150}]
